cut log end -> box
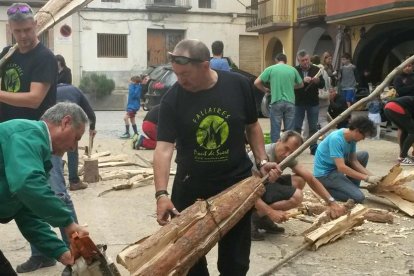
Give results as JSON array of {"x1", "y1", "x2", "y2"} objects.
[{"x1": 83, "y1": 158, "x2": 99, "y2": 183}]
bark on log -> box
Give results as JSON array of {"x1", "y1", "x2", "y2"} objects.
[
  {"x1": 117, "y1": 176, "x2": 265, "y2": 275},
  {"x1": 363, "y1": 209, "x2": 394, "y2": 224},
  {"x1": 83, "y1": 158, "x2": 99, "y2": 183}
]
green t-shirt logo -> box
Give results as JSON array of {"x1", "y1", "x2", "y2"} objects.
[
  {"x1": 4, "y1": 68, "x2": 21, "y2": 92},
  {"x1": 197, "y1": 115, "x2": 229, "y2": 149}
]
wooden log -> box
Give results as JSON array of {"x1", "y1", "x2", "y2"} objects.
[
  {"x1": 134, "y1": 153, "x2": 152, "y2": 168},
  {"x1": 375, "y1": 192, "x2": 414, "y2": 216},
  {"x1": 117, "y1": 176, "x2": 265, "y2": 275},
  {"x1": 363, "y1": 209, "x2": 394, "y2": 224},
  {"x1": 98, "y1": 154, "x2": 128, "y2": 164},
  {"x1": 83, "y1": 158, "x2": 99, "y2": 183},
  {"x1": 89, "y1": 151, "x2": 111, "y2": 159},
  {"x1": 98, "y1": 161, "x2": 136, "y2": 168},
  {"x1": 305, "y1": 205, "x2": 368, "y2": 250},
  {"x1": 392, "y1": 186, "x2": 414, "y2": 202},
  {"x1": 100, "y1": 170, "x2": 131, "y2": 181}
]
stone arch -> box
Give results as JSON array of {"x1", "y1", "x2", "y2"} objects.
[
  {"x1": 353, "y1": 19, "x2": 414, "y2": 84},
  {"x1": 296, "y1": 27, "x2": 328, "y2": 57},
  {"x1": 265, "y1": 37, "x2": 283, "y2": 67}
]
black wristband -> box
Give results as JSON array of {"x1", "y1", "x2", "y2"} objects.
[{"x1": 155, "y1": 190, "x2": 169, "y2": 199}]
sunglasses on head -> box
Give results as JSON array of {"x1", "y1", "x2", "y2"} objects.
[
  {"x1": 7, "y1": 5, "x2": 32, "y2": 16},
  {"x1": 168, "y1": 53, "x2": 205, "y2": 65}
]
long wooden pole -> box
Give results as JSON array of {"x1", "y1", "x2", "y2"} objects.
[{"x1": 278, "y1": 55, "x2": 414, "y2": 170}]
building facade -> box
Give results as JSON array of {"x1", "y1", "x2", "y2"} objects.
[
  {"x1": 0, "y1": 0, "x2": 260, "y2": 87},
  {"x1": 247, "y1": 0, "x2": 414, "y2": 85},
  {"x1": 326, "y1": 0, "x2": 414, "y2": 84}
]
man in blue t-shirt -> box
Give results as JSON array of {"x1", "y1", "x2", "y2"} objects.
[
  {"x1": 209, "y1": 40, "x2": 231, "y2": 71},
  {"x1": 314, "y1": 116, "x2": 382, "y2": 203}
]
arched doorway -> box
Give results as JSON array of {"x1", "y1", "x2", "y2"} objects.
[
  {"x1": 265, "y1": 38, "x2": 283, "y2": 67},
  {"x1": 353, "y1": 19, "x2": 414, "y2": 85},
  {"x1": 296, "y1": 27, "x2": 334, "y2": 59}
]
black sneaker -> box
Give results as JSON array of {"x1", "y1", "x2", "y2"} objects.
[
  {"x1": 251, "y1": 211, "x2": 265, "y2": 241},
  {"x1": 16, "y1": 256, "x2": 56, "y2": 273},
  {"x1": 258, "y1": 216, "x2": 285, "y2": 234},
  {"x1": 251, "y1": 228, "x2": 265, "y2": 241}
]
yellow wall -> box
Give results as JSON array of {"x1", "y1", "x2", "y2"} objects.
[{"x1": 258, "y1": 28, "x2": 294, "y2": 71}]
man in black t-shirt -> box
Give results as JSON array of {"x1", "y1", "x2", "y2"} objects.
[
  {"x1": 153, "y1": 39, "x2": 281, "y2": 276},
  {"x1": 0, "y1": 4, "x2": 57, "y2": 123},
  {"x1": 0, "y1": 3, "x2": 60, "y2": 275}
]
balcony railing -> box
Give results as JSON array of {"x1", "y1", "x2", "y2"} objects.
[
  {"x1": 246, "y1": 0, "x2": 291, "y2": 33},
  {"x1": 297, "y1": 0, "x2": 326, "y2": 21},
  {"x1": 146, "y1": 0, "x2": 192, "y2": 12}
]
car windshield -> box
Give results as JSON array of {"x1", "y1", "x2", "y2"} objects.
[
  {"x1": 149, "y1": 65, "x2": 168, "y2": 80},
  {"x1": 163, "y1": 70, "x2": 177, "y2": 86}
]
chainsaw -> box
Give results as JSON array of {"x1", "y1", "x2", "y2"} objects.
[{"x1": 70, "y1": 232, "x2": 121, "y2": 276}]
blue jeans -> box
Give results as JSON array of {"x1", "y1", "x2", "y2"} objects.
[
  {"x1": 269, "y1": 101, "x2": 295, "y2": 142},
  {"x1": 31, "y1": 155, "x2": 78, "y2": 258},
  {"x1": 316, "y1": 151, "x2": 369, "y2": 203},
  {"x1": 67, "y1": 145, "x2": 80, "y2": 184},
  {"x1": 294, "y1": 105, "x2": 319, "y2": 146}
]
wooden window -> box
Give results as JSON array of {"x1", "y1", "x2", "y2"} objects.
[
  {"x1": 199, "y1": 0, "x2": 211, "y2": 8},
  {"x1": 97, "y1": 33, "x2": 128, "y2": 58}
]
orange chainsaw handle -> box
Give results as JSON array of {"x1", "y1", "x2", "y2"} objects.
[{"x1": 70, "y1": 232, "x2": 101, "y2": 265}]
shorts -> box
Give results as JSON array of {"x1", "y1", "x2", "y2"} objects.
[
  {"x1": 341, "y1": 88, "x2": 355, "y2": 103},
  {"x1": 126, "y1": 110, "x2": 137, "y2": 118},
  {"x1": 262, "y1": 174, "x2": 296, "y2": 204}
]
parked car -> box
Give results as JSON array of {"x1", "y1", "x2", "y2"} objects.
[
  {"x1": 142, "y1": 62, "x2": 266, "y2": 117},
  {"x1": 230, "y1": 67, "x2": 266, "y2": 117},
  {"x1": 143, "y1": 64, "x2": 177, "y2": 111}
]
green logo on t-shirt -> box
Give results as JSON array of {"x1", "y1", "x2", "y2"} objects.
[
  {"x1": 4, "y1": 67, "x2": 21, "y2": 92},
  {"x1": 196, "y1": 115, "x2": 229, "y2": 149}
]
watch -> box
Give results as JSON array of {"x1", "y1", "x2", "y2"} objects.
[
  {"x1": 256, "y1": 159, "x2": 268, "y2": 169},
  {"x1": 327, "y1": 196, "x2": 336, "y2": 203}
]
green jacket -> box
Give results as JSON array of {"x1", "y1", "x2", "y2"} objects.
[{"x1": 0, "y1": 119, "x2": 74, "y2": 259}]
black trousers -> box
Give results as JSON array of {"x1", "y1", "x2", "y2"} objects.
[
  {"x1": 0, "y1": 250, "x2": 17, "y2": 276},
  {"x1": 171, "y1": 170, "x2": 251, "y2": 276},
  {"x1": 384, "y1": 108, "x2": 414, "y2": 158}
]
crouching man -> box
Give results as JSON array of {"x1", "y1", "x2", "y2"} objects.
[
  {"x1": 249, "y1": 130, "x2": 346, "y2": 240},
  {"x1": 314, "y1": 116, "x2": 382, "y2": 203},
  {"x1": 0, "y1": 103, "x2": 89, "y2": 274}
]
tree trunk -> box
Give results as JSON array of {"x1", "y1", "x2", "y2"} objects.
[{"x1": 117, "y1": 176, "x2": 264, "y2": 275}]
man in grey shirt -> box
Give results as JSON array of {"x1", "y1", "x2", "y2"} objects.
[{"x1": 248, "y1": 130, "x2": 346, "y2": 240}]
